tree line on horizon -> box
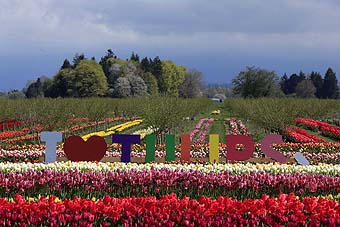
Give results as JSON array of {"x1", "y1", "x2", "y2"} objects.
[
  {"x1": 9, "y1": 50, "x2": 204, "y2": 99},
  {"x1": 232, "y1": 66, "x2": 339, "y2": 99},
  {"x1": 0, "y1": 50, "x2": 338, "y2": 100}
]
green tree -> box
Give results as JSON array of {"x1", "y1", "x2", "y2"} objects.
[
  {"x1": 179, "y1": 68, "x2": 204, "y2": 98},
  {"x1": 144, "y1": 72, "x2": 159, "y2": 96},
  {"x1": 42, "y1": 77, "x2": 58, "y2": 98},
  {"x1": 7, "y1": 90, "x2": 25, "y2": 99},
  {"x1": 73, "y1": 60, "x2": 108, "y2": 97},
  {"x1": 232, "y1": 66, "x2": 282, "y2": 98},
  {"x1": 53, "y1": 68, "x2": 76, "y2": 97},
  {"x1": 52, "y1": 60, "x2": 108, "y2": 97},
  {"x1": 26, "y1": 78, "x2": 44, "y2": 98},
  {"x1": 295, "y1": 79, "x2": 316, "y2": 98},
  {"x1": 322, "y1": 68, "x2": 339, "y2": 99},
  {"x1": 160, "y1": 60, "x2": 186, "y2": 97}
]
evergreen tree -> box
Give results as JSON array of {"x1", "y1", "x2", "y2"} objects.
[
  {"x1": 140, "y1": 57, "x2": 151, "y2": 72},
  {"x1": 298, "y1": 70, "x2": 306, "y2": 80},
  {"x1": 130, "y1": 52, "x2": 140, "y2": 62},
  {"x1": 135, "y1": 54, "x2": 140, "y2": 62},
  {"x1": 42, "y1": 77, "x2": 57, "y2": 98},
  {"x1": 151, "y1": 56, "x2": 162, "y2": 85},
  {"x1": 61, "y1": 59, "x2": 72, "y2": 69},
  {"x1": 99, "y1": 49, "x2": 115, "y2": 66},
  {"x1": 53, "y1": 69, "x2": 76, "y2": 97},
  {"x1": 99, "y1": 49, "x2": 116, "y2": 82},
  {"x1": 322, "y1": 68, "x2": 339, "y2": 99},
  {"x1": 286, "y1": 73, "x2": 304, "y2": 94},
  {"x1": 72, "y1": 53, "x2": 85, "y2": 68},
  {"x1": 280, "y1": 73, "x2": 289, "y2": 94},
  {"x1": 309, "y1": 71, "x2": 323, "y2": 98}
]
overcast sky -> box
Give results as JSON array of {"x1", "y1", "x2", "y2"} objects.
[{"x1": 1, "y1": 0, "x2": 340, "y2": 91}]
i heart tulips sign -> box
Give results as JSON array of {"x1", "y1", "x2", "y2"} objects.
[{"x1": 41, "y1": 132, "x2": 310, "y2": 165}]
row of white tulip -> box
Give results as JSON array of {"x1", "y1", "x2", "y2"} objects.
[{"x1": 0, "y1": 162, "x2": 339, "y2": 176}]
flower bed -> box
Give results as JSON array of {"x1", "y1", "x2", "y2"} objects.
[
  {"x1": 1, "y1": 162, "x2": 339, "y2": 176},
  {"x1": 225, "y1": 118, "x2": 249, "y2": 135},
  {"x1": 0, "y1": 117, "x2": 136, "y2": 145},
  {"x1": 285, "y1": 126, "x2": 325, "y2": 143},
  {"x1": 63, "y1": 117, "x2": 133, "y2": 134},
  {"x1": 0, "y1": 160, "x2": 339, "y2": 226},
  {"x1": 82, "y1": 119, "x2": 143, "y2": 141},
  {"x1": 0, "y1": 131, "x2": 25, "y2": 139},
  {"x1": 295, "y1": 118, "x2": 340, "y2": 141},
  {"x1": 0, "y1": 120, "x2": 23, "y2": 130},
  {"x1": 282, "y1": 151, "x2": 340, "y2": 165},
  {"x1": 0, "y1": 167, "x2": 339, "y2": 199},
  {"x1": 190, "y1": 118, "x2": 214, "y2": 144},
  {"x1": 132, "y1": 127, "x2": 155, "y2": 139},
  {"x1": 0, "y1": 193, "x2": 339, "y2": 226}
]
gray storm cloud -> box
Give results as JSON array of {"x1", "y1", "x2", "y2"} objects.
[
  {"x1": 1, "y1": 0, "x2": 340, "y2": 91},
  {"x1": 1, "y1": 0, "x2": 340, "y2": 54}
]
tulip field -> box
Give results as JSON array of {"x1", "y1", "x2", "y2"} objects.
[{"x1": 0, "y1": 97, "x2": 340, "y2": 226}]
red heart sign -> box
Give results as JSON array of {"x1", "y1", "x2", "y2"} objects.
[{"x1": 63, "y1": 136, "x2": 107, "y2": 161}]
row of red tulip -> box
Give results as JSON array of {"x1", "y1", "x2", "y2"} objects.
[
  {"x1": 0, "y1": 120, "x2": 23, "y2": 130},
  {"x1": 0, "y1": 117, "x2": 135, "y2": 144},
  {"x1": 1, "y1": 134, "x2": 40, "y2": 144},
  {"x1": 0, "y1": 131, "x2": 25, "y2": 139},
  {"x1": 0, "y1": 193, "x2": 338, "y2": 226},
  {"x1": 295, "y1": 118, "x2": 340, "y2": 140},
  {"x1": 286, "y1": 126, "x2": 325, "y2": 143}
]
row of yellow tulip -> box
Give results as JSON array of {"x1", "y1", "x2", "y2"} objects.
[
  {"x1": 81, "y1": 119, "x2": 143, "y2": 141},
  {"x1": 132, "y1": 126, "x2": 156, "y2": 139}
]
